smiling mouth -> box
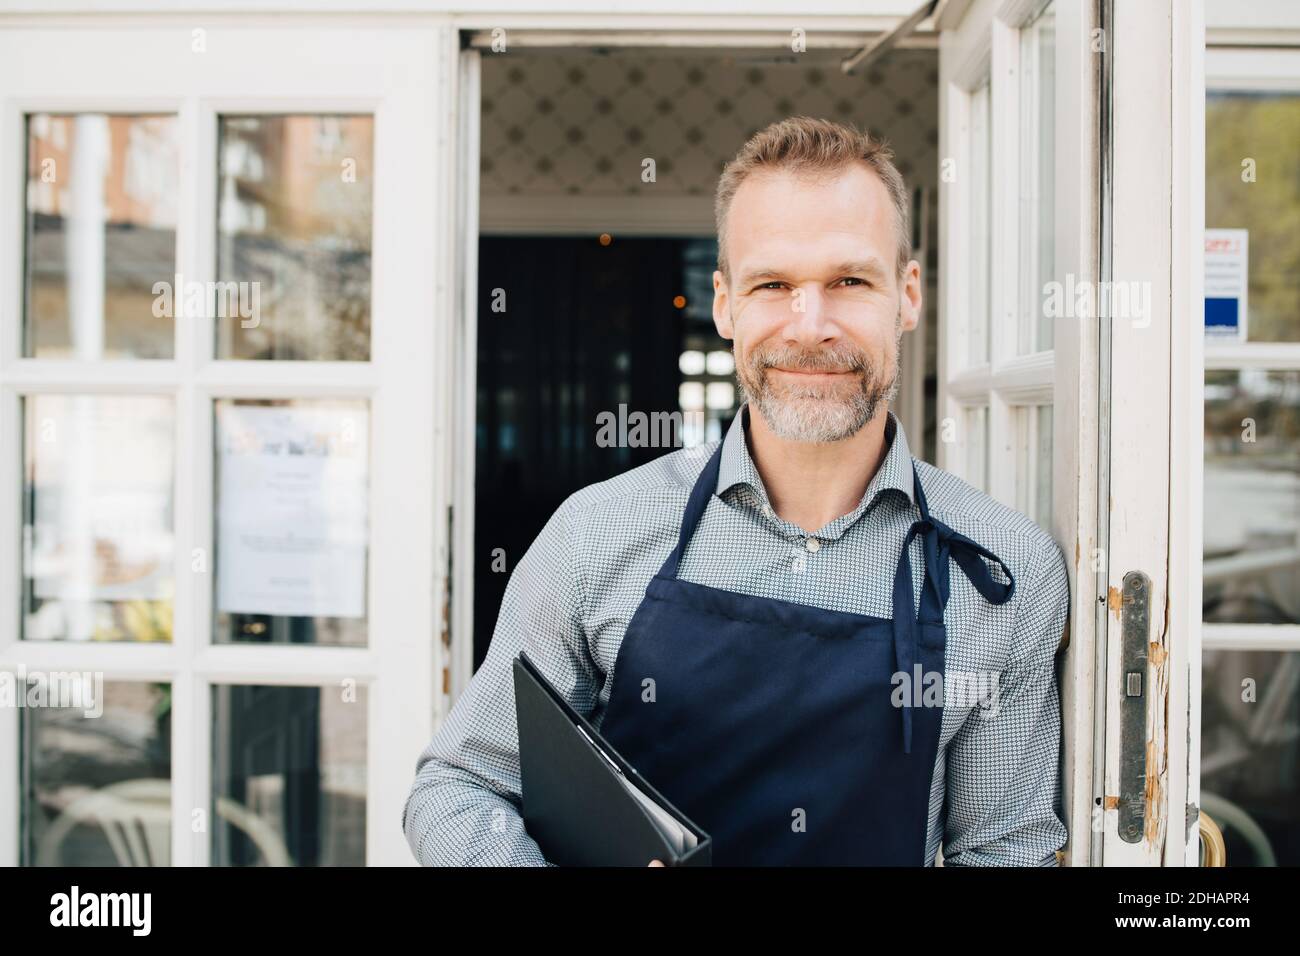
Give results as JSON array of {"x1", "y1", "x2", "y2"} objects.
[{"x1": 770, "y1": 367, "x2": 855, "y2": 377}]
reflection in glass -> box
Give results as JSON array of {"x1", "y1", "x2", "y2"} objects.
[
  {"x1": 216, "y1": 115, "x2": 374, "y2": 360},
  {"x1": 214, "y1": 399, "x2": 370, "y2": 647},
  {"x1": 1201, "y1": 650, "x2": 1300, "y2": 865},
  {"x1": 24, "y1": 114, "x2": 179, "y2": 359},
  {"x1": 1019, "y1": 3, "x2": 1055, "y2": 353},
  {"x1": 1206, "y1": 92, "x2": 1300, "y2": 343},
  {"x1": 212, "y1": 684, "x2": 367, "y2": 866},
  {"x1": 1204, "y1": 370, "x2": 1300, "y2": 625},
  {"x1": 22, "y1": 395, "x2": 175, "y2": 642},
  {"x1": 23, "y1": 681, "x2": 171, "y2": 865}
]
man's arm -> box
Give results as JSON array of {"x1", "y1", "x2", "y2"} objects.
[
  {"x1": 402, "y1": 495, "x2": 599, "y2": 865},
  {"x1": 942, "y1": 538, "x2": 1071, "y2": 867}
]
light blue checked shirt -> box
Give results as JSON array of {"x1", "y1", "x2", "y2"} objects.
[{"x1": 404, "y1": 404, "x2": 1070, "y2": 866}]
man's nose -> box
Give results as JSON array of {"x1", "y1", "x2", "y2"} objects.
[{"x1": 785, "y1": 284, "x2": 836, "y2": 345}]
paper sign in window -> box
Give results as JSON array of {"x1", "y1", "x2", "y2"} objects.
[{"x1": 216, "y1": 402, "x2": 368, "y2": 618}]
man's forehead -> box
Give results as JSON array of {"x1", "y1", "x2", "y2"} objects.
[{"x1": 727, "y1": 168, "x2": 895, "y2": 249}]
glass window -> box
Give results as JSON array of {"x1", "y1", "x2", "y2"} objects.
[
  {"x1": 1202, "y1": 84, "x2": 1300, "y2": 869},
  {"x1": 1019, "y1": 2, "x2": 1056, "y2": 354},
  {"x1": 22, "y1": 394, "x2": 175, "y2": 642},
  {"x1": 1204, "y1": 369, "x2": 1300, "y2": 625},
  {"x1": 24, "y1": 114, "x2": 179, "y2": 359},
  {"x1": 1201, "y1": 649, "x2": 1300, "y2": 866},
  {"x1": 968, "y1": 82, "x2": 993, "y2": 366},
  {"x1": 213, "y1": 398, "x2": 370, "y2": 646},
  {"x1": 1015, "y1": 404, "x2": 1054, "y2": 528},
  {"x1": 216, "y1": 115, "x2": 374, "y2": 360},
  {"x1": 1035, "y1": 404, "x2": 1053, "y2": 527},
  {"x1": 962, "y1": 405, "x2": 990, "y2": 491},
  {"x1": 1206, "y1": 92, "x2": 1300, "y2": 344},
  {"x1": 211, "y1": 684, "x2": 367, "y2": 866},
  {"x1": 23, "y1": 681, "x2": 172, "y2": 865}
]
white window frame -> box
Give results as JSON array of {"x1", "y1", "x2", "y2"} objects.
[
  {"x1": 0, "y1": 22, "x2": 449, "y2": 866},
  {"x1": 939, "y1": 0, "x2": 1057, "y2": 504}
]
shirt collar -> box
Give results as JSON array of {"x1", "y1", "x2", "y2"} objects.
[{"x1": 716, "y1": 402, "x2": 917, "y2": 518}]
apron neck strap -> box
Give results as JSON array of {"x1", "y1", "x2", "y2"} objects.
[
  {"x1": 659, "y1": 438, "x2": 726, "y2": 580},
  {"x1": 910, "y1": 457, "x2": 932, "y2": 522}
]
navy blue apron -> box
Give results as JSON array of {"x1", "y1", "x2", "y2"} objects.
[{"x1": 597, "y1": 437, "x2": 1016, "y2": 866}]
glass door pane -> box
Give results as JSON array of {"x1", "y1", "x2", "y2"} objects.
[
  {"x1": 1018, "y1": 3, "x2": 1056, "y2": 354},
  {"x1": 1206, "y1": 91, "x2": 1300, "y2": 343},
  {"x1": 22, "y1": 394, "x2": 175, "y2": 643},
  {"x1": 211, "y1": 683, "x2": 367, "y2": 865},
  {"x1": 215, "y1": 115, "x2": 374, "y2": 361},
  {"x1": 24, "y1": 113, "x2": 179, "y2": 359},
  {"x1": 1203, "y1": 369, "x2": 1300, "y2": 625},
  {"x1": 1201, "y1": 649, "x2": 1300, "y2": 865},
  {"x1": 22, "y1": 681, "x2": 172, "y2": 865},
  {"x1": 968, "y1": 82, "x2": 993, "y2": 367}
]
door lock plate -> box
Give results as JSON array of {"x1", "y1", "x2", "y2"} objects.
[{"x1": 1118, "y1": 570, "x2": 1150, "y2": 843}]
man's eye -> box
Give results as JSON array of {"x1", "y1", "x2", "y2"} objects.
[
  {"x1": 756, "y1": 282, "x2": 786, "y2": 291},
  {"x1": 840, "y1": 277, "x2": 869, "y2": 287}
]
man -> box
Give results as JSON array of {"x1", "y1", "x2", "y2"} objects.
[{"x1": 404, "y1": 116, "x2": 1070, "y2": 867}]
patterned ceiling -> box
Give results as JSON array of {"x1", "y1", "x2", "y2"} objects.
[{"x1": 480, "y1": 48, "x2": 939, "y2": 203}]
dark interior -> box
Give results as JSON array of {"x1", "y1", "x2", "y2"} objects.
[{"x1": 474, "y1": 234, "x2": 737, "y2": 668}]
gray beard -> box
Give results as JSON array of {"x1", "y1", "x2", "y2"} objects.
[{"x1": 735, "y1": 313, "x2": 902, "y2": 443}]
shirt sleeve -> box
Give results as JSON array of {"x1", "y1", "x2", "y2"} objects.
[
  {"x1": 941, "y1": 537, "x2": 1071, "y2": 867},
  {"x1": 401, "y1": 493, "x2": 599, "y2": 866}
]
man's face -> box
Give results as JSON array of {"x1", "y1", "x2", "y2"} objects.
[{"x1": 713, "y1": 162, "x2": 922, "y2": 443}]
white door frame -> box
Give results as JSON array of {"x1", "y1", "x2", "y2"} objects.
[
  {"x1": 1102, "y1": 0, "x2": 1204, "y2": 867},
  {"x1": 449, "y1": 35, "x2": 481, "y2": 710},
  {"x1": 0, "y1": 22, "x2": 447, "y2": 866}
]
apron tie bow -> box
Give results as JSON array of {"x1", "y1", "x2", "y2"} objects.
[{"x1": 891, "y1": 477, "x2": 1017, "y2": 754}]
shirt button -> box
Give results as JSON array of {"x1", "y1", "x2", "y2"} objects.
[{"x1": 805, "y1": 537, "x2": 821, "y2": 553}]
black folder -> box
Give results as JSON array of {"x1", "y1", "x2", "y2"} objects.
[{"x1": 513, "y1": 650, "x2": 712, "y2": 867}]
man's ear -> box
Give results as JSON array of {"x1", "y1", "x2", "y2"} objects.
[
  {"x1": 713, "y1": 270, "x2": 734, "y2": 340},
  {"x1": 899, "y1": 259, "x2": 922, "y2": 333}
]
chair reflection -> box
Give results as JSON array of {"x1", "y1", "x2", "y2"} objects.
[{"x1": 36, "y1": 777, "x2": 291, "y2": 866}]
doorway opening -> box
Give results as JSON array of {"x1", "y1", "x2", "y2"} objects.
[{"x1": 471, "y1": 43, "x2": 941, "y2": 666}]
